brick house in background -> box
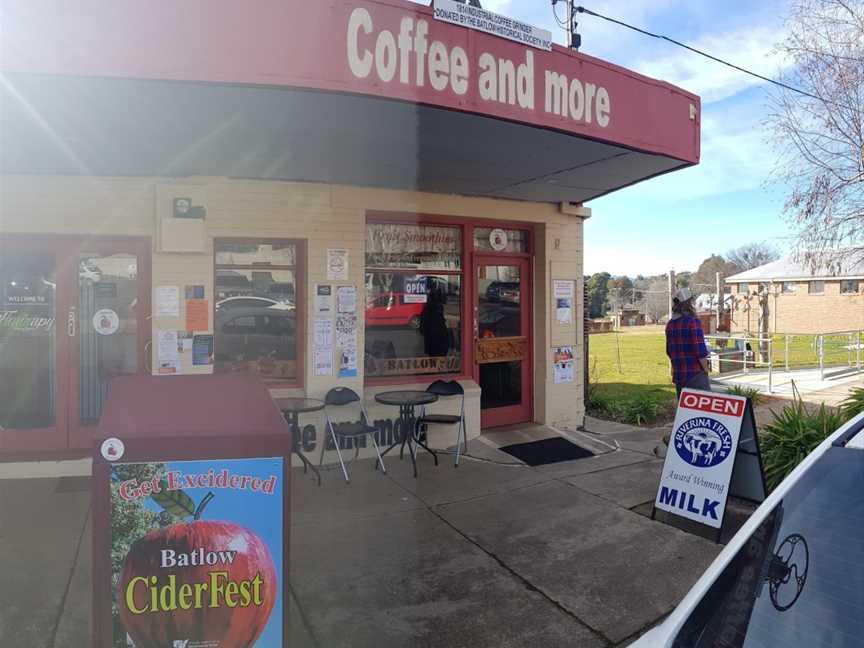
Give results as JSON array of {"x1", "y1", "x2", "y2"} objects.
[{"x1": 726, "y1": 256, "x2": 864, "y2": 334}]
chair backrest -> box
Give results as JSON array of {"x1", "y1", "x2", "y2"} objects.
[
  {"x1": 426, "y1": 379, "x2": 463, "y2": 397},
  {"x1": 325, "y1": 386, "x2": 361, "y2": 406}
]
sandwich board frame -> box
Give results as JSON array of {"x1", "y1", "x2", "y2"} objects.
[{"x1": 652, "y1": 389, "x2": 767, "y2": 543}]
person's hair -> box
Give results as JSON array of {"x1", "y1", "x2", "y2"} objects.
[{"x1": 672, "y1": 298, "x2": 696, "y2": 317}]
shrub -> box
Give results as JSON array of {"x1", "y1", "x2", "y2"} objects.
[
  {"x1": 725, "y1": 384, "x2": 762, "y2": 406},
  {"x1": 587, "y1": 389, "x2": 673, "y2": 427},
  {"x1": 760, "y1": 396, "x2": 845, "y2": 491},
  {"x1": 839, "y1": 387, "x2": 864, "y2": 422}
]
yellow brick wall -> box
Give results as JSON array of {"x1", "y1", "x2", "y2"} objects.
[
  {"x1": 730, "y1": 281, "x2": 864, "y2": 334},
  {"x1": 1, "y1": 175, "x2": 588, "y2": 450}
]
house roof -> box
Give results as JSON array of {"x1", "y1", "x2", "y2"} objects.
[{"x1": 726, "y1": 255, "x2": 864, "y2": 283}]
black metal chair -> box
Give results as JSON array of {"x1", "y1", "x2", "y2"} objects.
[
  {"x1": 320, "y1": 387, "x2": 386, "y2": 483},
  {"x1": 416, "y1": 380, "x2": 467, "y2": 467}
]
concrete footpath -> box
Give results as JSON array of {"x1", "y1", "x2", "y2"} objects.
[{"x1": 0, "y1": 420, "x2": 751, "y2": 648}]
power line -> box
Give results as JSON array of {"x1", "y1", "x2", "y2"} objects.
[{"x1": 573, "y1": 5, "x2": 854, "y2": 111}]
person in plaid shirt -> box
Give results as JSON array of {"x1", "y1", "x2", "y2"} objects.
[{"x1": 665, "y1": 287, "x2": 711, "y2": 397}]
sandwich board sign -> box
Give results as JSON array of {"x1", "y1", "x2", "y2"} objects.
[{"x1": 653, "y1": 389, "x2": 766, "y2": 537}]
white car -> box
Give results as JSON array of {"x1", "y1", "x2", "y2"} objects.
[{"x1": 629, "y1": 411, "x2": 864, "y2": 647}]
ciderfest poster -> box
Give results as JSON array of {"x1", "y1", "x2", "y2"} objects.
[{"x1": 109, "y1": 457, "x2": 284, "y2": 647}]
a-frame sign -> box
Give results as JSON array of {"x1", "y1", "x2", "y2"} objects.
[{"x1": 652, "y1": 389, "x2": 767, "y2": 542}]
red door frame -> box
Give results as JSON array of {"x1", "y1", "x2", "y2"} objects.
[
  {"x1": 364, "y1": 212, "x2": 535, "y2": 428},
  {"x1": 473, "y1": 254, "x2": 533, "y2": 428},
  {"x1": 0, "y1": 234, "x2": 151, "y2": 458}
]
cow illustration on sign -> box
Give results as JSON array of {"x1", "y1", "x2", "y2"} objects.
[{"x1": 674, "y1": 417, "x2": 732, "y2": 468}]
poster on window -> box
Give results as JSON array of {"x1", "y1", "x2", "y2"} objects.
[
  {"x1": 553, "y1": 346, "x2": 574, "y2": 384},
  {"x1": 108, "y1": 457, "x2": 284, "y2": 647},
  {"x1": 403, "y1": 276, "x2": 428, "y2": 304}
]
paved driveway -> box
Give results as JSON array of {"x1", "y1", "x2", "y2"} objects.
[{"x1": 1, "y1": 422, "x2": 744, "y2": 647}]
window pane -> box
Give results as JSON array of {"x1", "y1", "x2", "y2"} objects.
[
  {"x1": 364, "y1": 273, "x2": 461, "y2": 377},
  {"x1": 215, "y1": 241, "x2": 296, "y2": 266},
  {"x1": 782, "y1": 281, "x2": 796, "y2": 294},
  {"x1": 366, "y1": 223, "x2": 461, "y2": 271},
  {"x1": 78, "y1": 253, "x2": 139, "y2": 424},
  {"x1": 214, "y1": 269, "x2": 297, "y2": 380},
  {"x1": 474, "y1": 227, "x2": 528, "y2": 253},
  {"x1": 841, "y1": 280, "x2": 859, "y2": 294},
  {"x1": 0, "y1": 253, "x2": 55, "y2": 428},
  {"x1": 809, "y1": 281, "x2": 824, "y2": 294}
]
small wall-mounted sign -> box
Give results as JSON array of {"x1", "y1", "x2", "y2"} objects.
[
  {"x1": 489, "y1": 228, "x2": 508, "y2": 251},
  {"x1": 173, "y1": 197, "x2": 207, "y2": 219}
]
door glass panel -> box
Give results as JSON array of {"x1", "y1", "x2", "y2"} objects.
[
  {"x1": 0, "y1": 253, "x2": 56, "y2": 428},
  {"x1": 477, "y1": 264, "x2": 524, "y2": 411},
  {"x1": 78, "y1": 253, "x2": 139, "y2": 424},
  {"x1": 478, "y1": 265, "x2": 521, "y2": 338}
]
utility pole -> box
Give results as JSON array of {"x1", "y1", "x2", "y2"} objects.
[
  {"x1": 715, "y1": 272, "x2": 722, "y2": 334},
  {"x1": 565, "y1": 0, "x2": 573, "y2": 48},
  {"x1": 668, "y1": 269, "x2": 676, "y2": 322}
]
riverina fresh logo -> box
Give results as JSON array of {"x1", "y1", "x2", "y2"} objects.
[
  {"x1": 110, "y1": 458, "x2": 283, "y2": 647},
  {"x1": 674, "y1": 417, "x2": 733, "y2": 468}
]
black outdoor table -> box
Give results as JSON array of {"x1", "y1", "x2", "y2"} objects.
[
  {"x1": 275, "y1": 397, "x2": 325, "y2": 486},
  {"x1": 376, "y1": 390, "x2": 439, "y2": 478}
]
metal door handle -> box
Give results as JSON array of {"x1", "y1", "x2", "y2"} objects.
[{"x1": 67, "y1": 307, "x2": 76, "y2": 337}]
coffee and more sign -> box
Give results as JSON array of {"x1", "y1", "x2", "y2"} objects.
[
  {"x1": 655, "y1": 390, "x2": 748, "y2": 529},
  {"x1": 347, "y1": 5, "x2": 611, "y2": 128}
]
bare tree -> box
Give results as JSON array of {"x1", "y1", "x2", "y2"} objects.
[
  {"x1": 769, "y1": 0, "x2": 864, "y2": 270},
  {"x1": 726, "y1": 243, "x2": 780, "y2": 272},
  {"x1": 642, "y1": 278, "x2": 670, "y2": 323}
]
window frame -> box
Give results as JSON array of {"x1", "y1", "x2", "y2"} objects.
[
  {"x1": 364, "y1": 212, "x2": 534, "y2": 387},
  {"x1": 213, "y1": 237, "x2": 305, "y2": 387},
  {"x1": 781, "y1": 281, "x2": 797, "y2": 294},
  {"x1": 840, "y1": 279, "x2": 860, "y2": 294},
  {"x1": 808, "y1": 280, "x2": 825, "y2": 295}
]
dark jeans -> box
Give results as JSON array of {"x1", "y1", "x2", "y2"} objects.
[{"x1": 675, "y1": 371, "x2": 711, "y2": 398}]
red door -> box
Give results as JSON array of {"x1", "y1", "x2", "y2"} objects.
[
  {"x1": 0, "y1": 235, "x2": 150, "y2": 456},
  {"x1": 473, "y1": 256, "x2": 532, "y2": 428}
]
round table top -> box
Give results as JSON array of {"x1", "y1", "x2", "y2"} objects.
[
  {"x1": 274, "y1": 397, "x2": 325, "y2": 413},
  {"x1": 375, "y1": 390, "x2": 439, "y2": 407}
]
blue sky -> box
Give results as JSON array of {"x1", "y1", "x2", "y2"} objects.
[{"x1": 412, "y1": 0, "x2": 796, "y2": 276}]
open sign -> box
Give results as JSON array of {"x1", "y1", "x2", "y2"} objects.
[{"x1": 404, "y1": 277, "x2": 428, "y2": 304}]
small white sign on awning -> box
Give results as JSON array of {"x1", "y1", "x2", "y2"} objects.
[{"x1": 433, "y1": 0, "x2": 553, "y2": 51}]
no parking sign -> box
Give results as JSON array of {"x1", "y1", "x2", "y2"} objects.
[{"x1": 654, "y1": 389, "x2": 766, "y2": 532}]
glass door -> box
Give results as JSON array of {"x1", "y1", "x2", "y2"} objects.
[
  {"x1": 474, "y1": 256, "x2": 531, "y2": 427},
  {"x1": 69, "y1": 239, "x2": 150, "y2": 449},
  {"x1": 0, "y1": 239, "x2": 70, "y2": 453}
]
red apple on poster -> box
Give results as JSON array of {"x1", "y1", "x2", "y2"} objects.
[{"x1": 118, "y1": 498, "x2": 277, "y2": 648}]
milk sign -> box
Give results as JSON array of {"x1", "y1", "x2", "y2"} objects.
[{"x1": 654, "y1": 390, "x2": 747, "y2": 529}]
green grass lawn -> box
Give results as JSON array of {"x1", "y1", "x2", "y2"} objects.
[{"x1": 587, "y1": 329, "x2": 675, "y2": 400}]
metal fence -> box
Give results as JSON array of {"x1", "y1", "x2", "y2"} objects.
[{"x1": 705, "y1": 329, "x2": 864, "y2": 393}]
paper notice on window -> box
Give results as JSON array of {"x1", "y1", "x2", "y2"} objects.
[
  {"x1": 314, "y1": 347, "x2": 333, "y2": 376},
  {"x1": 553, "y1": 280, "x2": 574, "y2": 324},
  {"x1": 155, "y1": 286, "x2": 180, "y2": 317},
  {"x1": 336, "y1": 285, "x2": 357, "y2": 314},
  {"x1": 339, "y1": 341, "x2": 358, "y2": 378},
  {"x1": 315, "y1": 285, "x2": 334, "y2": 316},
  {"x1": 327, "y1": 249, "x2": 349, "y2": 280},
  {"x1": 553, "y1": 346, "x2": 574, "y2": 384},
  {"x1": 157, "y1": 330, "x2": 180, "y2": 374},
  {"x1": 314, "y1": 318, "x2": 333, "y2": 348}
]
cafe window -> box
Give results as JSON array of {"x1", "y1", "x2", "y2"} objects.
[
  {"x1": 841, "y1": 279, "x2": 860, "y2": 294},
  {"x1": 214, "y1": 240, "x2": 301, "y2": 382},
  {"x1": 473, "y1": 227, "x2": 528, "y2": 253},
  {"x1": 365, "y1": 223, "x2": 462, "y2": 379}
]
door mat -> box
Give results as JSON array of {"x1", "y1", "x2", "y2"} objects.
[{"x1": 499, "y1": 437, "x2": 594, "y2": 466}]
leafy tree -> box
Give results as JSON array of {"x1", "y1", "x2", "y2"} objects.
[
  {"x1": 769, "y1": 0, "x2": 863, "y2": 269},
  {"x1": 726, "y1": 243, "x2": 780, "y2": 272},
  {"x1": 691, "y1": 254, "x2": 735, "y2": 290},
  {"x1": 606, "y1": 275, "x2": 634, "y2": 312},
  {"x1": 585, "y1": 272, "x2": 611, "y2": 318}
]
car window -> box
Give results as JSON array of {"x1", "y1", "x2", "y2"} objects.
[{"x1": 673, "y1": 446, "x2": 864, "y2": 647}]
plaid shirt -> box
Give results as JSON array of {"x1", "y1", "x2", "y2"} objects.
[{"x1": 665, "y1": 314, "x2": 708, "y2": 386}]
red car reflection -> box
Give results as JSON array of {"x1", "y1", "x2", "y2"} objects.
[{"x1": 365, "y1": 293, "x2": 424, "y2": 329}]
